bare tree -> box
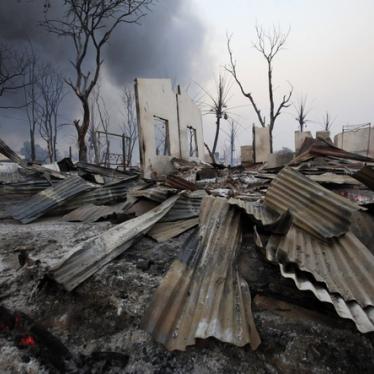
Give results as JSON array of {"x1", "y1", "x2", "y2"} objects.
[
  {"x1": 0, "y1": 43, "x2": 29, "y2": 108},
  {"x1": 198, "y1": 74, "x2": 230, "y2": 162},
  {"x1": 41, "y1": 0, "x2": 153, "y2": 162},
  {"x1": 37, "y1": 64, "x2": 65, "y2": 162},
  {"x1": 122, "y1": 87, "x2": 138, "y2": 166},
  {"x1": 226, "y1": 25, "x2": 293, "y2": 152},
  {"x1": 294, "y1": 96, "x2": 311, "y2": 132},
  {"x1": 23, "y1": 44, "x2": 40, "y2": 162},
  {"x1": 322, "y1": 111, "x2": 334, "y2": 131}
]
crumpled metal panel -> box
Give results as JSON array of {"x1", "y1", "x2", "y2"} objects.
[
  {"x1": 279, "y1": 263, "x2": 374, "y2": 333},
  {"x1": 165, "y1": 175, "x2": 197, "y2": 191},
  {"x1": 8, "y1": 176, "x2": 94, "y2": 223},
  {"x1": 128, "y1": 186, "x2": 177, "y2": 203},
  {"x1": 55, "y1": 176, "x2": 139, "y2": 214},
  {"x1": 51, "y1": 195, "x2": 179, "y2": 291},
  {"x1": 77, "y1": 161, "x2": 136, "y2": 179},
  {"x1": 62, "y1": 201, "x2": 130, "y2": 223},
  {"x1": 292, "y1": 137, "x2": 374, "y2": 164},
  {"x1": 147, "y1": 217, "x2": 199, "y2": 242},
  {"x1": 275, "y1": 225, "x2": 374, "y2": 308},
  {"x1": 160, "y1": 190, "x2": 206, "y2": 222},
  {"x1": 353, "y1": 166, "x2": 374, "y2": 191},
  {"x1": 264, "y1": 167, "x2": 360, "y2": 239},
  {"x1": 143, "y1": 196, "x2": 261, "y2": 351},
  {"x1": 228, "y1": 198, "x2": 280, "y2": 226},
  {"x1": 0, "y1": 179, "x2": 52, "y2": 195}
]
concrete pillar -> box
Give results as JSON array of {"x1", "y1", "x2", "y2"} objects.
[
  {"x1": 253, "y1": 126, "x2": 271, "y2": 163},
  {"x1": 295, "y1": 131, "x2": 312, "y2": 153}
]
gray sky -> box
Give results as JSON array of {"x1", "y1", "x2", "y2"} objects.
[
  {"x1": 0, "y1": 0, "x2": 373, "y2": 159},
  {"x1": 197, "y1": 0, "x2": 374, "y2": 155}
]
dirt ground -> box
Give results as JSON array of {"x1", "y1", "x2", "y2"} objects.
[{"x1": 1, "y1": 218, "x2": 374, "y2": 373}]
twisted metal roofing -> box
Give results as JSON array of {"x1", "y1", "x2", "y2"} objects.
[
  {"x1": 264, "y1": 167, "x2": 360, "y2": 239},
  {"x1": 143, "y1": 196, "x2": 260, "y2": 351},
  {"x1": 51, "y1": 195, "x2": 179, "y2": 291},
  {"x1": 8, "y1": 176, "x2": 93, "y2": 223},
  {"x1": 276, "y1": 226, "x2": 374, "y2": 308}
]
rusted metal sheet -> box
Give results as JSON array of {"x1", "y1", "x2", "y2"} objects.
[
  {"x1": 51, "y1": 195, "x2": 179, "y2": 291},
  {"x1": 160, "y1": 190, "x2": 206, "y2": 222},
  {"x1": 77, "y1": 161, "x2": 135, "y2": 179},
  {"x1": 9, "y1": 176, "x2": 94, "y2": 223},
  {"x1": 279, "y1": 263, "x2": 374, "y2": 333},
  {"x1": 0, "y1": 179, "x2": 52, "y2": 195},
  {"x1": 228, "y1": 198, "x2": 280, "y2": 226},
  {"x1": 353, "y1": 166, "x2": 374, "y2": 190},
  {"x1": 55, "y1": 176, "x2": 139, "y2": 213},
  {"x1": 264, "y1": 167, "x2": 360, "y2": 239},
  {"x1": 291, "y1": 137, "x2": 374, "y2": 165},
  {"x1": 147, "y1": 217, "x2": 199, "y2": 242},
  {"x1": 128, "y1": 186, "x2": 177, "y2": 203},
  {"x1": 165, "y1": 175, "x2": 197, "y2": 191},
  {"x1": 275, "y1": 225, "x2": 374, "y2": 308},
  {"x1": 62, "y1": 201, "x2": 130, "y2": 223},
  {"x1": 143, "y1": 196, "x2": 261, "y2": 351}
]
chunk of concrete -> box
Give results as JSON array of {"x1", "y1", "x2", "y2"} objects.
[
  {"x1": 241, "y1": 145, "x2": 253, "y2": 166},
  {"x1": 295, "y1": 131, "x2": 313, "y2": 153},
  {"x1": 253, "y1": 126, "x2": 271, "y2": 163}
]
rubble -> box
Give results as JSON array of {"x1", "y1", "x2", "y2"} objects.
[{"x1": 1, "y1": 131, "x2": 374, "y2": 372}]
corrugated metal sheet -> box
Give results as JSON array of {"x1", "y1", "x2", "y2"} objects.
[
  {"x1": 264, "y1": 235, "x2": 374, "y2": 333},
  {"x1": 228, "y1": 198, "x2": 280, "y2": 226},
  {"x1": 353, "y1": 166, "x2": 374, "y2": 191},
  {"x1": 291, "y1": 137, "x2": 374, "y2": 164},
  {"x1": 275, "y1": 225, "x2": 374, "y2": 307},
  {"x1": 55, "y1": 176, "x2": 139, "y2": 213},
  {"x1": 143, "y1": 196, "x2": 260, "y2": 351},
  {"x1": 128, "y1": 186, "x2": 177, "y2": 203},
  {"x1": 279, "y1": 263, "x2": 374, "y2": 333},
  {"x1": 0, "y1": 179, "x2": 52, "y2": 195},
  {"x1": 264, "y1": 167, "x2": 360, "y2": 239},
  {"x1": 9, "y1": 176, "x2": 94, "y2": 223},
  {"x1": 350, "y1": 211, "x2": 374, "y2": 256},
  {"x1": 77, "y1": 161, "x2": 135, "y2": 179},
  {"x1": 147, "y1": 217, "x2": 199, "y2": 242},
  {"x1": 160, "y1": 190, "x2": 207, "y2": 222},
  {"x1": 51, "y1": 195, "x2": 179, "y2": 291},
  {"x1": 165, "y1": 175, "x2": 197, "y2": 191},
  {"x1": 62, "y1": 201, "x2": 130, "y2": 223}
]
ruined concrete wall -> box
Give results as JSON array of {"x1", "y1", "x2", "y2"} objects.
[
  {"x1": 176, "y1": 88, "x2": 205, "y2": 162},
  {"x1": 316, "y1": 131, "x2": 331, "y2": 141},
  {"x1": 135, "y1": 79, "x2": 180, "y2": 179},
  {"x1": 241, "y1": 145, "x2": 253, "y2": 165},
  {"x1": 135, "y1": 79, "x2": 205, "y2": 179},
  {"x1": 334, "y1": 128, "x2": 374, "y2": 157},
  {"x1": 253, "y1": 127, "x2": 270, "y2": 163},
  {"x1": 295, "y1": 131, "x2": 312, "y2": 153}
]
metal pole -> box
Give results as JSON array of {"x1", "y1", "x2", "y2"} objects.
[{"x1": 122, "y1": 134, "x2": 126, "y2": 169}]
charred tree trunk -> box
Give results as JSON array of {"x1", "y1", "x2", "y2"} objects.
[
  {"x1": 212, "y1": 116, "x2": 221, "y2": 157},
  {"x1": 29, "y1": 128, "x2": 36, "y2": 162}
]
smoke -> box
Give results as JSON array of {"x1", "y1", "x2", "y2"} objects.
[{"x1": 0, "y1": 0, "x2": 211, "y2": 151}]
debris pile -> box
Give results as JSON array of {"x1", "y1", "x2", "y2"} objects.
[{"x1": 1, "y1": 135, "x2": 374, "y2": 372}]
